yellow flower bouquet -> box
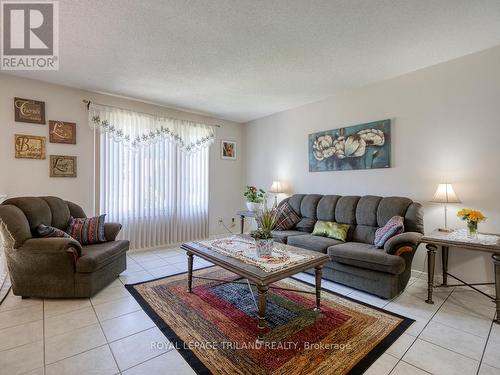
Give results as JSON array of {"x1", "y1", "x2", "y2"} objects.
[{"x1": 457, "y1": 209, "x2": 486, "y2": 238}]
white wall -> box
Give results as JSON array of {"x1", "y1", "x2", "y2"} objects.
[
  {"x1": 0, "y1": 74, "x2": 245, "y2": 241},
  {"x1": 245, "y1": 45, "x2": 500, "y2": 282}
]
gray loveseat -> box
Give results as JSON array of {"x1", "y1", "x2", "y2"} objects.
[
  {"x1": 272, "y1": 194, "x2": 423, "y2": 299},
  {"x1": 0, "y1": 196, "x2": 129, "y2": 298}
]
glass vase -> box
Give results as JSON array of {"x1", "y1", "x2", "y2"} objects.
[
  {"x1": 256, "y1": 239, "x2": 273, "y2": 257},
  {"x1": 467, "y1": 220, "x2": 478, "y2": 239}
]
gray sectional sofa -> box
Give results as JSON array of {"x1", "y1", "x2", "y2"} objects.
[{"x1": 272, "y1": 194, "x2": 423, "y2": 299}]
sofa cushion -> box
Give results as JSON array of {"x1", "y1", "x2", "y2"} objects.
[
  {"x1": 405, "y1": 202, "x2": 425, "y2": 234},
  {"x1": 35, "y1": 224, "x2": 72, "y2": 239},
  {"x1": 76, "y1": 240, "x2": 129, "y2": 272},
  {"x1": 300, "y1": 195, "x2": 322, "y2": 218},
  {"x1": 374, "y1": 216, "x2": 404, "y2": 248},
  {"x1": 67, "y1": 215, "x2": 107, "y2": 245},
  {"x1": 328, "y1": 242, "x2": 406, "y2": 275},
  {"x1": 66, "y1": 201, "x2": 87, "y2": 218},
  {"x1": 286, "y1": 195, "x2": 305, "y2": 216},
  {"x1": 274, "y1": 202, "x2": 301, "y2": 230},
  {"x1": 312, "y1": 221, "x2": 350, "y2": 241},
  {"x1": 0, "y1": 205, "x2": 32, "y2": 247},
  {"x1": 317, "y1": 195, "x2": 340, "y2": 221},
  {"x1": 377, "y1": 197, "x2": 412, "y2": 227},
  {"x1": 295, "y1": 217, "x2": 316, "y2": 232},
  {"x1": 4, "y1": 197, "x2": 52, "y2": 231},
  {"x1": 42, "y1": 196, "x2": 71, "y2": 230},
  {"x1": 287, "y1": 234, "x2": 343, "y2": 253},
  {"x1": 271, "y1": 230, "x2": 304, "y2": 244},
  {"x1": 335, "y1": 196, "x2": 360, "y2": 224},
  {"x1": 352, "y1": 225, "x2": 377, "y2": 244},
  {"x1": 356, "y1": 196, "x2": 382, "y2": 226}
]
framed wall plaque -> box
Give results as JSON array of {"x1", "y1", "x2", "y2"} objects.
[
  {"x1": 221, "y1": 140, "x2": 236, "y2": 160},
  {"x1": 50, "y1": 155, "x2": 77, "y2": 177},
  {"x1": 14, "y1": 134, "x2": 46, "y2": 159},
  {"x1": 14, "y1": 98, "x2": 46, "y2": 124},
  {"x1": 49, "y1": 120, "x2": 76, "y2": 144}
]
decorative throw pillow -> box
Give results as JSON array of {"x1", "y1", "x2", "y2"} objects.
[
  {"x1": 374, "y1": 216, "x2": 404, "y2": 248},
  {"x1": 35, "y1": 224, "x2": 72, "y2": 239},
  {"x1": 273, "y1": 202, "x2": 301, "y2": 231},
  {"x1": 66, "y1": 214, "x2": 107, "y2": 245},
  {"x1": 312, "y1": 221, "x2": 350, "y2": 241}
]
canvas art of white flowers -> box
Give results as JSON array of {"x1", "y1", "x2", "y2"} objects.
[
  {"x1": 309, "y1": 120, "x2": 391, "y2": 172},
  {"x1": 312, "y1": 128, "x2": 384, "y2": 161}
]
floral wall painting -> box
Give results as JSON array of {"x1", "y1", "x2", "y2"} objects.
[{"x1": 309, "y1": 119, "x2": 391, "y2": 172}]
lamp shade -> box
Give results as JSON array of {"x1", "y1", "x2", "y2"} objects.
[
  {"x1": 431, "y1": 184, "x2": 461, "y2": 203},
  {"x1": 270, "y1": 181, "x2": 283, "y2": 193}
]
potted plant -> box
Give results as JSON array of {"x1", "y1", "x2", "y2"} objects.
[
  {"x1": 457, "y1": 208, "x2": 486, "y2": 239},
  {"x1": 244, "y1": 186, "x2": 265, "y2": 211},
  {"x1": 251, "y1": 208, "x2": 277, "y2": 257}
]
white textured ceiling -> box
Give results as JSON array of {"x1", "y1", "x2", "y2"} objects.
[{"x1": 7, "y1": 0, "x2": 500, "y2": 122}]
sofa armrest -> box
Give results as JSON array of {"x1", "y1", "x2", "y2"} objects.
[
  {"x1": 104, "y1": 222, "x2": 122, "y2": 241},
  {"x1": 384, "y1": 232, "x2": 422, "y2": 255},
  {"x1": 18, "y1": 237, "x2": 82, "y2": 257}
]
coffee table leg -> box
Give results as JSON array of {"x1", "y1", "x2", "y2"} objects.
[
  {"x1": 314, "y1": 265, "x2": 323, "y2": 312},
  {"x1": 187, "y1": 252, "x2": 193, "y2": 293},
  {"x1": 493, "y1": 254, "x2": 500, "y2": 324},
  {"x1": 257, "y1": 285, "x2": 268, "y2": 342}
]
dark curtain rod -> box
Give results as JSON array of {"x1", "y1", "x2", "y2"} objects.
[{"x1": 82, "y1": 99, "x2": 221, "y2": 128}]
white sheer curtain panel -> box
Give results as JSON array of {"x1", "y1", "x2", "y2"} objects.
[{"x1": 90, "y1": 103, "x2": 214, "y2": 250}]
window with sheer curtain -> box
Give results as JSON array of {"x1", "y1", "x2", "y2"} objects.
[{"x1": 89, "y1": 103, "x2": 214, "y2": 250}]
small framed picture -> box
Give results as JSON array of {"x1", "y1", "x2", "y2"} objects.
[
  {"x1": 50, "y1": 155, "x2": 77, "y2": 177},
  {"x1": 49, "y1": 120, "x2": 76, "y2": 144},
  {"x1": 14, "y1": 97, "x2": 46, "y2": 124},
  {"x1": 221, "y1": 140, "x2": 236, "y2": 160},
  {"x1": 14, "y1": 134, "x2": 46, "y2": 159}
]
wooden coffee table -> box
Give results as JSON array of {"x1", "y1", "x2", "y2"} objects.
[{"x1": 181, "y1": 237, "x2": 330, "y2": 342}]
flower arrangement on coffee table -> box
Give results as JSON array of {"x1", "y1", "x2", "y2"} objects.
[
  {"x1": 251, "y1": 208, "x2": 277, "y2": 257},
  {"x1": 457, "y1": 208, "x2": 486, "y2": 239}
]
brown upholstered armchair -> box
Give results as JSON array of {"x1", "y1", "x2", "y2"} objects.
[{"x1": 0, "y1": 196, "x2": 129, "y2": 298}]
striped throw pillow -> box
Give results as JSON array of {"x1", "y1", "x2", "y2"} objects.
[
  {"x1": 374, "y1": 216, "x2": 404, "y2": 248},
  {"x1": 274, "y1": 202, "x2": 301, "y2": 231},
  {"x1": 66, "y1": 215, "x2": 107, "y2": 245},
  {"x1": 36, "y1": 224, "x2": 72, "y2": 239}
]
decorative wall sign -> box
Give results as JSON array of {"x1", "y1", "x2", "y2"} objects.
[
  {"x1": 14, "y1": 98, "x2": 46, "y2": 124},
  {"x1": 309, "y1": 119, "x2": 391, "y2": 172},
  {"x1": 50, "y1": 155, "x2": 77, "y2": 177},
  {"x1": 49, "y1": 120, "x2": 76, "y2": 144},
  {"x1": 14, "y1": 134, "x2": 46, "y2": 159},
  {"x1": 221, "y1": 140, "x2": 236, "y2": 160}
]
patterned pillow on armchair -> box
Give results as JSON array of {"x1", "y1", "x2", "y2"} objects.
[{"x1": 66, "y1": 214, "x2": 107, "y2": 245}]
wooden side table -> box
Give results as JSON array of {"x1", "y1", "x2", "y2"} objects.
[
  {"x1": 421, "y1": 230, "x2": 500, "y2": 323},
  {"x1": 236, "y1": 210, "x2": 257, "y2": 234}
]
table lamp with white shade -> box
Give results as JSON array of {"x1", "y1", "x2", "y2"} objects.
[
  {"x1": 269, "y1": 181, "x2": 283, "y2": 207},
  {"x1": 431, "y1": 183, "x2": 461, "y2": 232}
]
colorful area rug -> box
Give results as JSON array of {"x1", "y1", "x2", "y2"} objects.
[{"x1": 126, "y1": 267, "x2": 413, "y2": 375}]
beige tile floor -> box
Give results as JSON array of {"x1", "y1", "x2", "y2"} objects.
[{"x1": 0, "y1": 245, "x2": 499, "y2": 375}]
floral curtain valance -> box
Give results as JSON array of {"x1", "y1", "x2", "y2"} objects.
[{"x1": 89, "y1": 103, "x2": 215, "y2": 152}]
